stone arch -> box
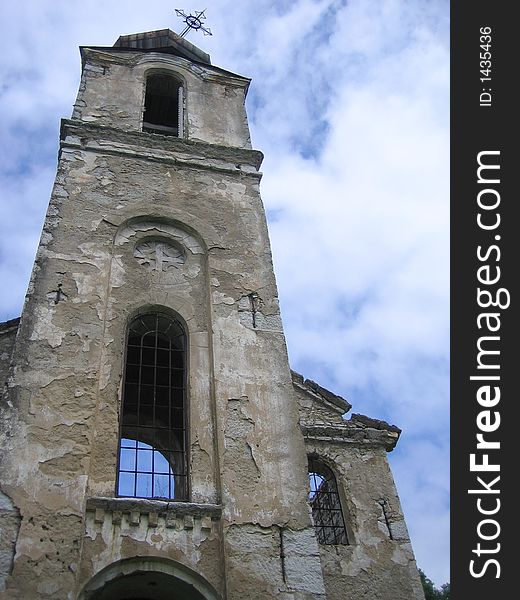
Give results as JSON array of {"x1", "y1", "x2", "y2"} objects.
[
  {"x1": 115, "y1": 217, "x2": 205, "y2": 255},
  {"x1": 139, "y1": 56, "x2": 191, "y2": 83},
  {"x1": 142, "y1": 65, "x2": 188, "y2": 91},
  {"x1": 78, "y1": 556, "x2": 221, "y2": 600},
  {"x1": 114, "y1": 217, "x2": 205, "y2": 287}
]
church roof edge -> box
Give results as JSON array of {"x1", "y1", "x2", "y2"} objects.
[
  {"x1": 0, "y1": 317, "x2": 20, "y2": 334},
  {"x1": 291, "y1": 370, "x2": 352, "y2": 414},
  {"x1": 114, "y1": 29, "x2": 211, "y2": 65},
  {"x1": 80, "y1": 29, "x2": 251, "y2": 87}
]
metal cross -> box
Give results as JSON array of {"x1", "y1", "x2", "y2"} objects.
[{"x1": 175, "y1": 9, "x2": 212, "y2": 38}]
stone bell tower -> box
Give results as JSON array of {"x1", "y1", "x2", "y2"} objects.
[{"x1": 0, "y1": 29, "x2": 425, "y2": 600}]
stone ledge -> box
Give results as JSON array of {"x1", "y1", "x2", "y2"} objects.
[
  {"x1": 301, "y1": 422, "x2": 400, "y2": 451},
  {"x1": 60, "y1": 119, "x2": 264, "y2": 174},
  {"x1": 86, "y1": 496, "x2": 221, "y2": 517},
  {"x1": 85, "y1": 497, "x2": 221, "y2": 531}
]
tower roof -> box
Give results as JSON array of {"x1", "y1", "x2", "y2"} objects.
[{"x1": 113, "y1": 29, "x2": 211, "y2": 65}]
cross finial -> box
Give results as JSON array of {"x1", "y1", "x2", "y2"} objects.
[{"x1": 175, "y1": 9, "x2": 212, "y2": 38}]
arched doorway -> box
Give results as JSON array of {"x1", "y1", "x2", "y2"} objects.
[{"x1": 79, "y1": 557, "x2": 221, "y2": 600}]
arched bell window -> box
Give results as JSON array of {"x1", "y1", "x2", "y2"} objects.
[
  {"x1": 117, "y1": 312, "x2": 187, "y2": 500},
  {"x1": 308, "y1": 456, "x2": 349, "y2": 545},
  {"x1": 142, "y1": 73, "x2": 184, "y2": 137}
]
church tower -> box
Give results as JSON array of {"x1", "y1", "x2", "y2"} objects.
[{"x1": 0, "y1": 29, "x2": 425, "y2": 599}]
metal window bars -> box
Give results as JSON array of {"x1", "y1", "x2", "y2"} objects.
[
  {"x1": 308, "y1": 456, "x2": 349, "y2": 545},
  {"x1": 117, "y1": 313, "x2": 187, "y2": 500}
]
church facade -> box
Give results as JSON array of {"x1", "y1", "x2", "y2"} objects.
[{"x1": 0, "y1": 30, "x2": 424, "y2": 599}]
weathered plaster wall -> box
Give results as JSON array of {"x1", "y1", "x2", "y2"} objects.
[
  {"x1": 80, "y1": 498, "x2": 223, "y2": 596},
  {"x1": 318, "y1": 446, "x2": 424, "y2": 600},
  {"x1": 0, "y1": 88, "x2": 320, "y2": 597},
  {"x1": 72, "y1": 49, "x2": 252, "y2": 149},
  {"x1": 0, "y1": 492, "x2": 20, "y2": 593},
  {"x1": 294, "y1": 377, "x2": 424, "y2": 599},
  {"x1": 0, "y1": 320, "x2": 18, "y2": 392}
]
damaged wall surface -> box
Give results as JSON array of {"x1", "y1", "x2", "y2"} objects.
[{"x1": 0, "y1": 28, "x2": 424, "y2": 599}]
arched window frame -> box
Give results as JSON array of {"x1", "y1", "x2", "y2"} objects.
[
  {"x1": 308, "y1": 454, "x2": 352, "y2": 545},
  {"x1": 116, "y1": 310, "x2": 189, "y2": 501},
  {"x1": 142, "y1": 70, "x2": 186, "y2": 138}
]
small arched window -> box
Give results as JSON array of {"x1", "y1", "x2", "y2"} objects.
[
  {"x1": 143, "y1": 73, "x2": 184, "y2": 137},
  {"x1": 308, "y1": 456, "x2": 349, "y2": 545},
  {"x1": 117, "y1": 312, "x2": 187, "y2": 500}
]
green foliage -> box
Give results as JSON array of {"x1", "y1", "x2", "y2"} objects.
[{"x1": 419, "y1": 569, "x2": 450, "y2": 600}]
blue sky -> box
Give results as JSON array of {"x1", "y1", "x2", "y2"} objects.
[{"x1": 0, "y1": 0, "x2": 449, "y2": 585}]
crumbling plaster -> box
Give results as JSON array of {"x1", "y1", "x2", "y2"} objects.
[
  {"x1": 0, "y1": 111, "x2": 317, "y2": 597},
  {"x1": 294, "y1": 378, "x2": 424, "y2": 600},
  {"x1": 0, "y1": 320, "x2": 18, "y2": 393},
  {"x1": 73, "y1": 49, "x2": 252, "y2": 149}
]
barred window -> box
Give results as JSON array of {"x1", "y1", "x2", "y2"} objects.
[
  {"x1": 308, "y1": 456, "x2": 349, "y2": 545},
  {"x1": 117, "y1": 312, "x2": 187, "y2": 500},
  {"x1": 143, "y1": 73, "x2": 184, "y2": 137}
]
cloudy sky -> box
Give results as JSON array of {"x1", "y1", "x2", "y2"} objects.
[{"x1": 0, "y1": 0, "x2": 449, "y2": 586}]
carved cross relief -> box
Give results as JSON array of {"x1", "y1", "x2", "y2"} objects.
[{"x1": 134, "y1": 240, "x2": 186, "y2": 272}]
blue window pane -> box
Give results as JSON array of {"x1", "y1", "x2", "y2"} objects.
[
  {"x1": 118, "y1": 472, "x2": 135, "y2": 497},
  {"x1": 137, "y1": 441, "x2": 152, "y2": 449},
  {"x1": 137, "y1": 449, "x2": 152, "y2": 472},
  {"x1": 153, "y1": 474, "x2": 170, "y2": 498},
  {"x1": 154, "y1": 451, "x2": 171, "y2": 474},
  {"x1": 137, "y1": 473, "x2": 152, "y2": 497},
  {"x1": 309, "y1": 472, "x2": 324, "y2": 500},
  {"x1": 120, "y1": 448, "x2": 136, "y2": 471},
  {"x1": 121, "y1": 438, "x2": 137, "y2": 449}
]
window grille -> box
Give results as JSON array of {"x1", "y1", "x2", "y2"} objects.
[
  {"x1": 117, "y1": 313, "x2": 187, "y2": 500},
  {"x1": 308, "y1": 456, "x2": 349, "y2": 545}
]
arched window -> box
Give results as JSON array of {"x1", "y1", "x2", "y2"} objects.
[
  {"x1": 143, "y1": 73, "x2": 184, "y2": 137},
  {"x1": 117, "y1": 312, "x2": 187, "y2": 500},
  {"x1": 308, "y1": 456, "x2": 349, "y2": 545}
]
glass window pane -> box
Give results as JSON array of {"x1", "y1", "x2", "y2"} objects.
[
  {"x1": 137, "y1": 449, "x2": 152, "y2": 472},
  {"x1": 154, "y1": 451, "x2": 171, "y2": 474},
  {"x1": 118, "y1": 472, "x2": 135, "y2": 497},
  {"x1": 137, "y1": 473, "x2": 152, "y2": 497},
  {"x1": 120, "y1": 448, "x2": 136, "y2": 471},
  {"x1": 153, "y1": 474, "x2": 170, "y2": 498},
  {"x1": 121, "y1": 438, "x2": 137, "y2": 449}
]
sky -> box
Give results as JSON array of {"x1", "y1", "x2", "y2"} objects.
[{"x1": 0, "y1": 0, "x2": 449, "y2": 586}]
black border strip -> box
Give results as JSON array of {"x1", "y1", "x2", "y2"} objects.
[{"x1": 451, "y1": 2, "x2": 515, "y2": 597}]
